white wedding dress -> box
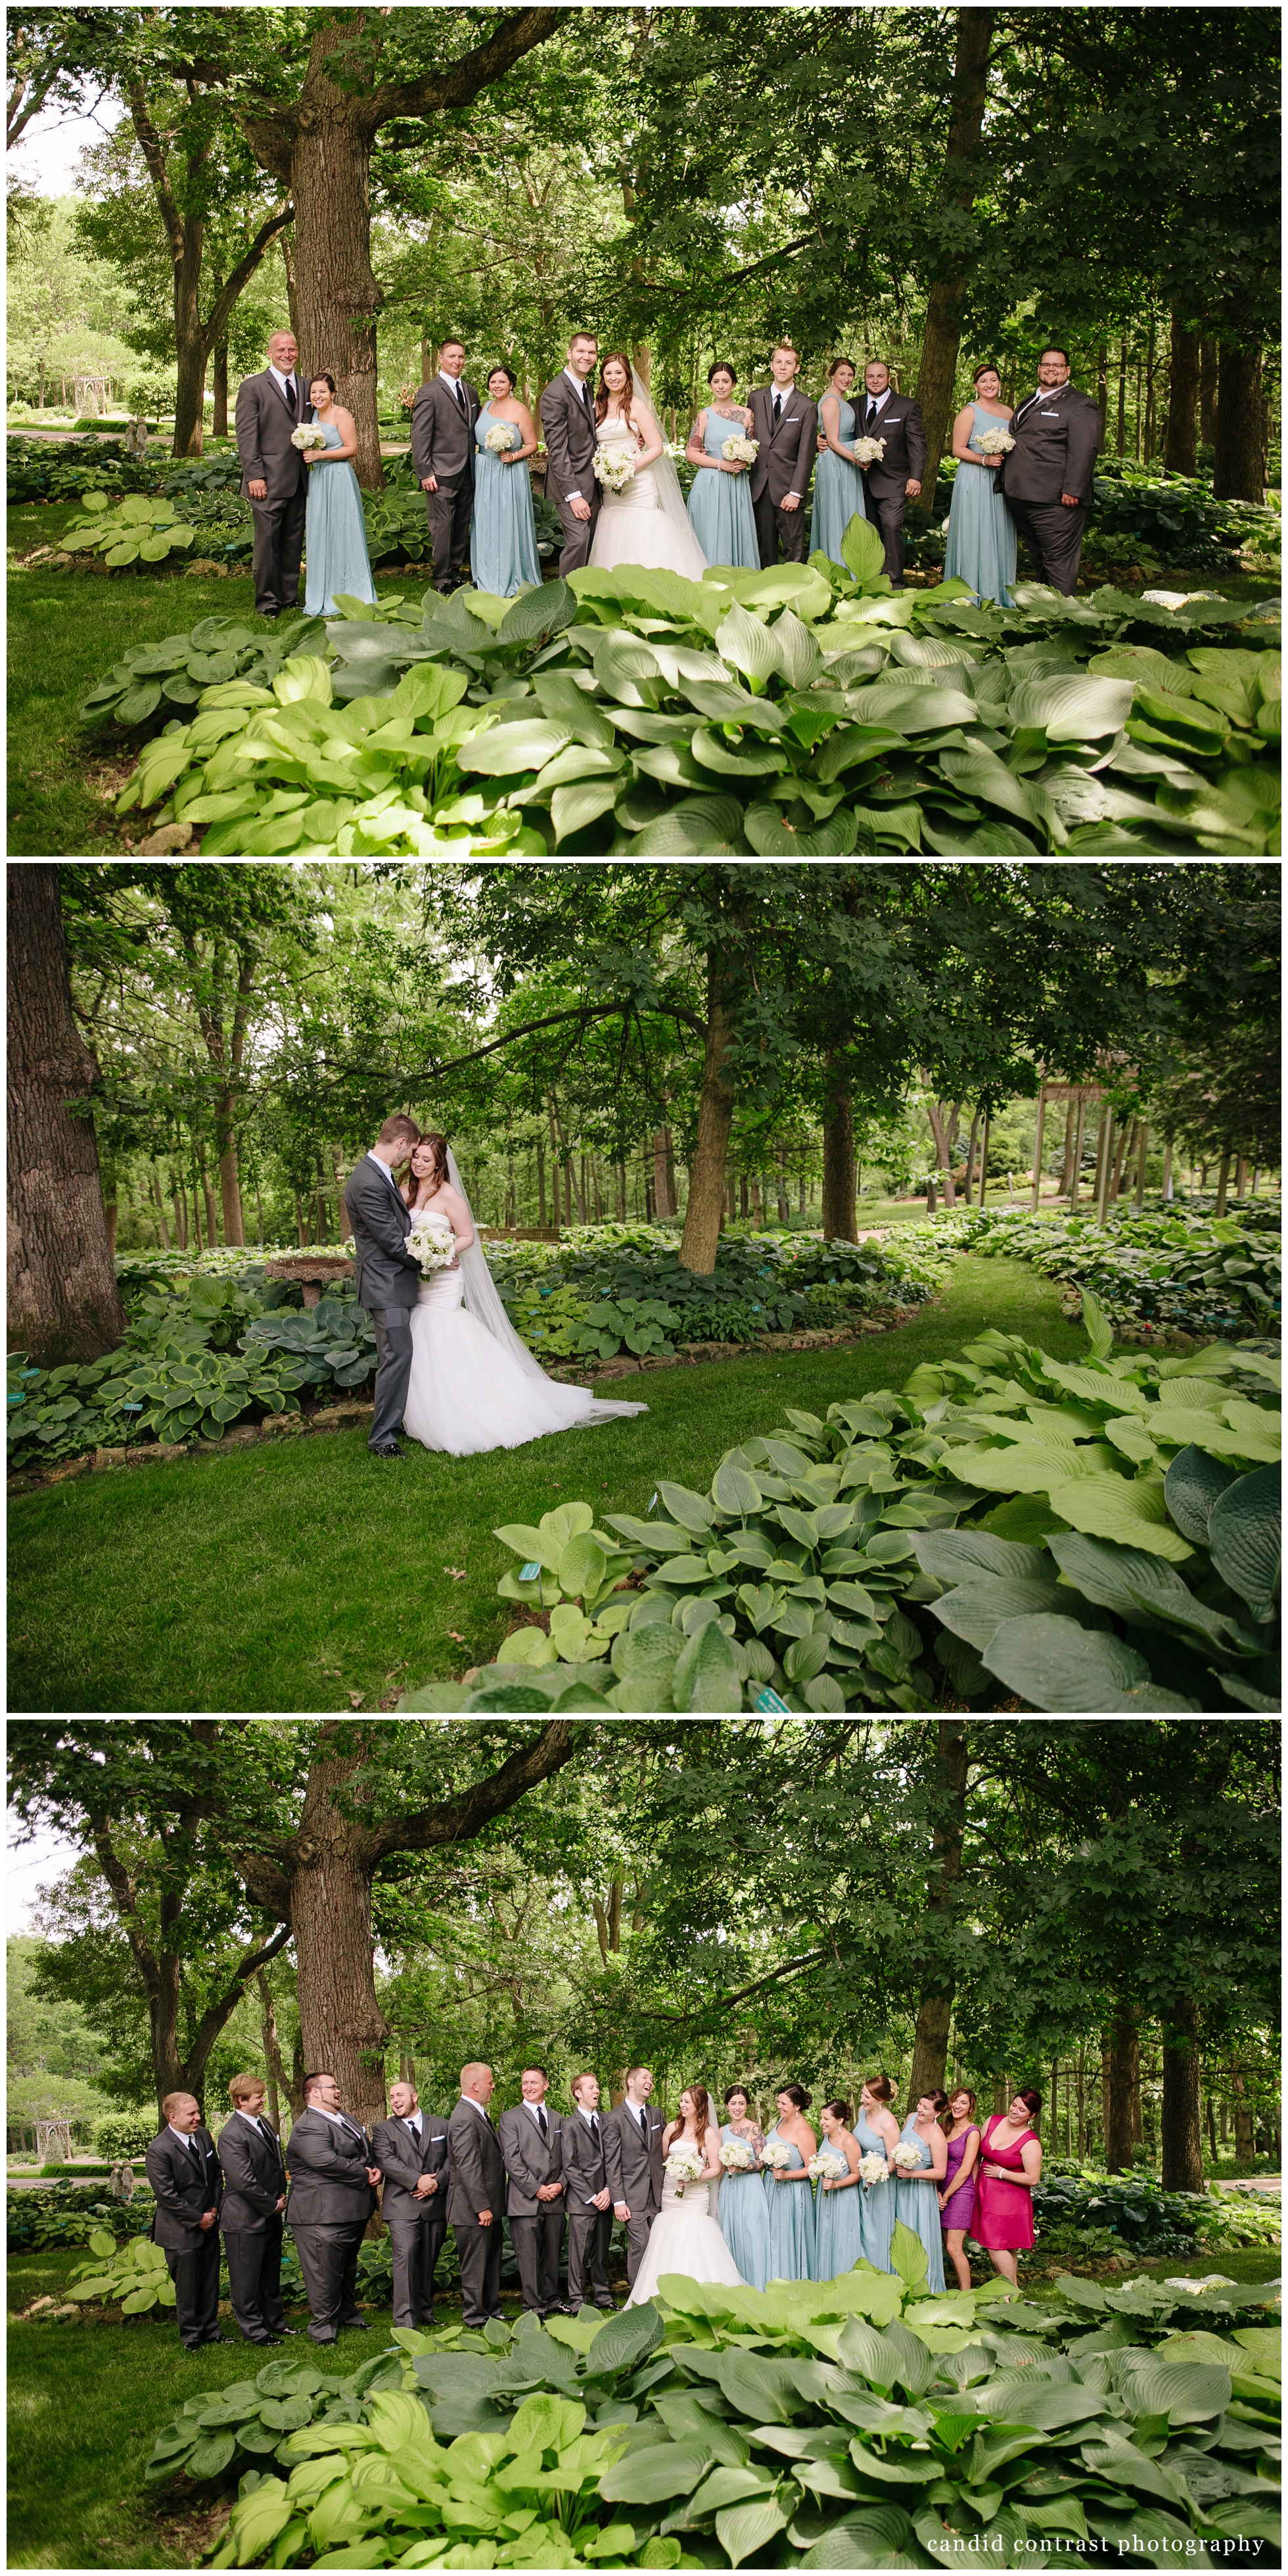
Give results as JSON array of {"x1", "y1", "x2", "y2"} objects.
[
  {"x1": 590, "y1": 411, "x2": 709, "y2": 580},
  {"x1": 625, "y1": 2157, "x2": 745, "y2": 2308}
]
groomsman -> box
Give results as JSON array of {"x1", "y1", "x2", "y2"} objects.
[
  {"x1": 606, "y1": 2064, "x2": 666, "y2": 2292},
  {"x1": 446, "y1": 2062, "x2": 507, "y2": 2328},
  {"x1": 560, "y1": 2072, "x2": 617, "y2": 2314},
  {"x1": 747, "y1": 343, "x2": 818, "y2": 568},
  {"x1": 409, "y1": 338, "x2": 480, "y2": 594},
  {"x1": 285, "y1": 2072, "x2": 380, "y2": 2345},
  {"x1": 372, "y1": 2080, "x2": 450, "y2": 2330},
  {"x1": 854, "y1": 361, "x2": 926, "y2": 588},
  {"x1": 998, "y1": 346, "x2": 1103, "y2": 596},
  {"x1": 539, "y1": 334, "x2": 601, "y2": 577},
  {"x1": 499, "y1": 2065, "x2": 565, "y2": 2320},
  {"x1": 217, "y1": 2074, "x2": 296, "y2": 2346},
  {"x1": 235, "y1": 328, "x2": 312, "y2": 621},
  {"x1": 145, "y1": 2092, "x2": 227, "y2": 2354}
]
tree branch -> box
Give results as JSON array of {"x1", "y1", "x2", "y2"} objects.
[
  {"x1": 369, "y1": 1721, "x2": 582, "y2": 1862},
  {"x1": 123, "y1": 76, "x2": 185, "y2": 268},
  {"x1": 89, "y1": 1817, "x2": 160, "y2": 2004},
  {"x1": 363, "y1": 9, "x2": 564, "y2": 133},
  {"x1": 427, "y1": 999, "x2": 706, "y2": 1083},
  {"x1": 182, "y1": 1919, "x2": 294, "y2": 2092},
  {"x1": 202, "y1": 204, "x2": 295, "y2": 355}
]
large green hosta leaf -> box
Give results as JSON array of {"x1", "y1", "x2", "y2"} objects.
[
  {"x1": 981, "y1": 1612, "x2": 1197, "y2": 1710},
  {"x1": 839, "y1": 513, "x2": 886, "y2": 588},
  {"x1": 931, "y1": 1572, "x2": 1084, "y2": 1652},
  {"x1": 744, "y1": 801, "x2": 858, "y2": 855},
  {"x1": 1006, "y1": 672, "x2": 1135, "y2": 737},
  {"x1": 1206, "y1": 1464, "x2": 1280, "y2": 1619}
]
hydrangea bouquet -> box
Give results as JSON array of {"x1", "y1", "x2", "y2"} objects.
[
  {"x1": 852, "y1": 435, "x2": 886, "y2": 466},
  {"x1": 975, "y1": 427, "x2": 1015, "y2": 456},
  {"x1": 406, "y1": 1210, "x2": 457, "y2": 1274},
  {"x1": 761, "y1": 2140, "x2": 793, "y2": 2176},
  {"x1": 664, "y1": 2145, "x2": 705, "y2": 2198},
  {"x1": 892, "y1": 2139, "x2": 927, "y2": 2172},
  {"x1": 484, "y1": 423, "x2": 518, "y2": 454},
  {"x1": 859, "y1": 2150, "x2": 889, "y2": 2189},
  {"x1": 722, "y1": 434, "x2": 758, "y2": 465},
  {"x1": 593, "y1": 447, "x2": 637, "y2": 492},
  {"x1": 720, "y1": 2137, "x2": 756, "y2": 2172},
  {"x1": 808, "y1": 2149, "x2": 849, "y2": 2184},
  {"x1": 290, "y1": 423, "x2": 329, "y2": 456}
]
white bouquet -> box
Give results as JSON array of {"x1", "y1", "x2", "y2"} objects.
[
  {"x1": 852, "y1": 435, "x2": 886, "y2": 466},
  {"x1": 720, "y1": 2137, "x2": 756, "y2": 2172},
  {"x1": 291, "y1": 423, "x2": 329, "y2": 455},
  {"x1": 892, "y1": 2139, "x2": 926, "y2": 2173},
  {"x1": 859, "y1": 2151, "x2": 889, "y2": 2190},
  {"x1": 975, "y1": 427, "x2": 1015, "y2": 456},
  {"x1": 760, "y1": 2140, "x2": 793, "y2": 2176},
  {"x1": 808, "y1": 2149, "x2": 849, "y2": 2184},
  {"x1": 664, "y1": 2145, "x2": 704, "y2": 2199},
  {"x1": 406, "y1": 1209, "x2": 457, "y2": 1275},
  {"x1": 593, "y1": 445, "x2": 637, "y2": 492},
  {"x1": 484, "y1": 422, "x2": 518, "y2": 454},
  {"x1": 722, "y1": 434, "x2": 758, "y2": 465}
]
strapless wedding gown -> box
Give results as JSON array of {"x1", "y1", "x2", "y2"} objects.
[
  {"x1": 625, "y1": 2166, "x2": 745, "y2": 2307},
  {"x1": 589, "y1": 413, "x2": 708, "y2": 579},
  {"x1": 402, "y1": 1269, "x2": 643, "y2": 1456}
]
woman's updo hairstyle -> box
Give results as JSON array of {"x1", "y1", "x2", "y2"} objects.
[
  {"x1": 310, "y1": 371, "x2": 337, "y2": 399},
  {"x1": 488, "y1": 363, "x2": 517, "y2": 390},
  {"x1": 821, "y1": 2097, "x2": 850, "y2": 2124},
  {"x1": 779, "y1": 2083, "x2": 812, "y2": 2113},
  {"x1": 1013, "y1": 2086, "x2": 1042, "y2": 2124},
  {"x1": 922, "y1": 2090, "x2": 950, "y2": 2116},
  {"x1": 973, "y1": 360, "x2": 1001, "y2": 384},
  {"x1": 707, "y1": 362, "x2": 737, "y2": 386},
  {"x1": 863, "y1": 2074, "x2": 896, "y2": 2103},
  {"x1": 827, "y1": 356, "x2": 857, "y2": 379},
  {"x1": 724, "y1": 2083, "x2": 750, "y2": 2108}
]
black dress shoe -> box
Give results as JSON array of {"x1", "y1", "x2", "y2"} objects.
[
  {"x1": 593, "y1": 2299, "x2": 620, "y2": 2311},
  {"x1": 340, "y1": 2314, "x2": 369, "y2": 2330},
  {"x1": 271, "y1": 2325, "x2": 302, "y2": 2337},
  {"x1": 370, "y1": 1444, "x2": 405, "y2": 1461},
  {"x1": 202, "y1": 2331, "x2": 234, "y2": 2345},
  {"x1": 310, "y1": 2329, "x2": 338, "y2": 2344}
]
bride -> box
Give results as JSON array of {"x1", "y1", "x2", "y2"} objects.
[
  {"x1": 626, "y1": 2084, "x2": 745, "y2": 2308},
  {"x1": 589, "y1": 353, "x2": 710, "y2": 581},
  {"x1": 400, "y1": 1133, "x2": 647, "y2": 1457}
]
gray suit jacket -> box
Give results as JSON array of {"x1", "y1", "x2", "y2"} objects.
[
  {"x1": 605, "y1": 2100, "x2": 666, "y2": 2213},
  {"x1": 747, "y1": 385, "x2": 819, "y2": 509},
  {"x1": 560, "y1": 2105, "x2": 610, "y2": 2204},
  {"x1": 343, "y1": 1155, "x2": 421, "y2": 1312},
  {"x1": 539, "y1": 373, "x2": 601, "y2": 516},
  {"x1": 854, "y1": 394, "x2": 927, "y2": 501},
  {"x1": 410, "y1": 377, "x2": 480, "y2": 487},
  {"x1": 235, "y1": 369, "x2": 312, "y2": 504},
  {"x1": 217, "y1": 2111, "x2": 285, "y2": 2236},
  {"x1": 499, "y1": 2102, "x2": 564, "y2": 2217},
  {"x1": 146, "y1": 2124, "x2": 221, "y2": 2250},
  {"x1": 446, "y1": 2099, "x2": 507, "y2": 2226},
  {"x1": 284, "y1": 2107, "x2": 376, "y2": 2229},
  {"x1": 998, "y1": 383, "x2": 1102, "y2": 508},
  {"x1": 371, "y1": 2111, "x2": 450, "y2": 2217}
]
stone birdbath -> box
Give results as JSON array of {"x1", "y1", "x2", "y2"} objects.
[{"x1": 265, "y1": 1255, "x2": 356, "y2": 1309}]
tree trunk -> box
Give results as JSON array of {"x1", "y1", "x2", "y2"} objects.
[
  {"x1": 1205, "y1": 2094, "x2": 1218, "y2": 2163},
  {"x1": 289, "y1": 1836, "x2": 390, "y2": 2131},
  {"x1": 1199, "y1": 337, "x2": 1219, "y2": 446},
  {"x1": 1214, "y1": 1144, "x2": 1231, "y2": 1218},
  {"x1": 1134, "y1": 1121, "x2": 1148, "y2": 1209},
  {"x1": 104, "y1": 1194, "x2": 118, "y2": 1259},
  {"x1": 1231, "y1": 2071, "x2": 1254, "y2": 2161},
  {"x1": 536, "y1": 1139, "x2": 546, "y2": 1227},
  {"x1": 172, "y1": 214, "x2": 208, "y2": 459},
  {"x1": 257, "y1": 1967, "x2": 292, "y2": 2133},
  {"x1": 1058, "y1": 1093, "x2": 1076, "y2": 1198},
  {"x1": 1161, "y1": 1997, "x2": 1205, "y2": 2190},
  {"x1": 7, "y1": 866, "x2": 127, "y2": 1364},
  {"x1": 905, "y1": 1719, "x2": 969, "y2": 2112},
  {"x1": 774, "y1": 1144, "x2": 790, "y2": 1223},
  {"x1": 1116, "y1": 339, "x2": 1128, "y2": 455},
  {"x1": 198, "y1": 1147, "x2": 219, "y2": 1248},
  {"x1": 679, "y1": 977, "x2": 737, "y2": 1274},
  {"x1": 1164, "y1": 313, "x2": 1200, "y2": 475},
  {"x1": 652, "y1": 1126, "x2": 677, "y2": 1218},
  {"x1": 149, "y1": 1163, "x2": 172, "y2": 1249},
  {"x1": 212, "y1": 340, "x2": 229, "y2": 440},
  {"x1": 1104, "y1": 2002, "x2": 1141, "y2": 2172},
  {"x1": 923, "y1": 1096, "x2": 959, "y2": 1208},
  {"x1": 285, "y1": 29, "x2": 385, "y2": 491},
  {"x1": 1213, "y1": 331, "x2": 1264, "y2": 500},
  {"x1": 1076, "y1": 2047, "x2": 1086, "y2": 2159},
  {"x1": 962, "y1": 1104, "x2": 981, "y2": 1207},
  {"x1": 821, "y1": 1064, "x2": 856, "y2": 1242},
  {"x1": 913, "y1": 7, "x2": 995, "y2": 510}
]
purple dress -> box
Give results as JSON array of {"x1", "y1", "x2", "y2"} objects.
[{"x1": 940, "y1": 2126, "x2": 979, "y2": 2231}]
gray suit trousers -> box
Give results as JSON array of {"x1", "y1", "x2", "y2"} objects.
[
  {"x1": 291, "y1": 2219, "x2": 365, "y2": 2341},
  {"x1": 425, "y1": 479, "x2": 473, "y2": 591},
  {"x1": 250, "y1": 486, "x2": 306, "y2": 616},
  {"x1": 367, "y1": 1306, "x2": 415, "y2": 1449},
  {"x1": 1005, "y1": 496, "x2": 1089, "y2": 597},
  {"x1": 510, "y1": 2207, "x2": 565, "y2": 2312},
  {"x1": 386, "y1": 2209, "x2": 446, "y2": 2325},
  {"x1": 566, "y1": 2203, "x2": 613, "y2": 2308}
]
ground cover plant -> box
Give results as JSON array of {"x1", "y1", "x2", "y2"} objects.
[
  {"x1": 98, "y1": 523, "x2": 1282, "y2": 856},
  {"x1": 401, "y1": 1291, "x2": 1281, "y2": 1713},
  {"x1": 962, "y1": 1207, "x2": 1283, "y2": 1340},
  {"x1": 6, "y1": 433, "x2": 160, "y2": 505},
  {"x1": 1030, "y1": 2168, "x2": 1284, "y2": 2264},
  {"x1": 7, "y1": 2179, "x2": 156, "y2": 2251},
  {"x1": 181, "y1": 2223, "x2": 1281, "y2": 2571}
]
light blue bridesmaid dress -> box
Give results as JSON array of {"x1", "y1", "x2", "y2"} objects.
[
  {"x1": 854, "y1": 2107, "x2": 895, "y2": 2275},
  {"x1": 469, "y1": 406, "x2": 541, "y2": 597},
  {"x1": 304, "y1": 419, "x2": 377, "y2": 617},
  {"x1": 718, "y1": 2125, "x2": 771, "y2": 2290},
  {"x1": 685, "y1": 410, "x2": 759, "y2": 569},
  {"x1": 813, "y1": 2144, "x2": 863, "y2": 2282},
  {"x1": 893, "y1": 2117, "x2": 946, "y2": 2291},
  {"x1": 764, "y1": 2128, "x2": 815, "y2": 2282},
  {"x1": 943, "y1": 402, "x2": 1017, "y2": 605},
  {"x1": 810, "y1": 395, "x2": 867, "y2": 567}
]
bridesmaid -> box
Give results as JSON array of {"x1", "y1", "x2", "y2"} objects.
[
  {"x1": 685, "y1": 363, "x2": 759, "y2": 570},
  {"x1": 718, "y1": 2084, "x2": 771, "y2": 2290},
  {"x1": 938, "y1": 2087, "x2": 982, "y2": 2292},
  {"x1": 894, "y1": 2092, "x2": 948, "y2": 2293},
  {"x1": 813, "y1": 2097, "x2": 862, "y2": 2282},
  {"x1": 302, "y1": 371, "x2": 377, "y2": 617},
  {"x1": 943, "y1": 361, "x2": 1017, "y2": 605},
  {"x1": 764, "y1": 2084, "x2": 816, "y2": 2282},
  {"x1": 855, "y1": 2074, "x2": 899, "y2": 2275},
  {"x1": 469, "y1": 363, "x2": 541, "y2": 597},
  {"x1": 975, "y1": 2088, "x2": 1042, "y2": 2285},
  {"x1": 810, "y1": 356, "x2": 867, "y2": 568}
]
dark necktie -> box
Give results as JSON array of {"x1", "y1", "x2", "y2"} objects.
[
  {"x1": 454, "y1": 380, "x2": 466, "y2": 417},
  {"x1": 285, "y1": 375, "x2": 297, "y2": 421},
  {"x1": 186, "y1": 2134, "x2": 201, "y2": 2160},
  {"x1": 258, "y1": 2117, "x2": 279, "y2": 2155},
  {"x1": 538, "y1": 2107, "x2": 549, "y2": 2142},
  {"x1": 865, "y1": 401, "x2": 879, "y2": 431},
  {"x1": 773, "y1": 392, "x2": 782, "y2": 425},
  {"x1": 589, "y1": 2113, "x2": 599, "y2": 2136}
]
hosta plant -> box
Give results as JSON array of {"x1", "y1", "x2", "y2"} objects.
[
  {"x1": 79, "y1": 611, "x2": 327, "y2": 734},
  {"x1": 963, "y1": 1205, "x2": 1281, "y2": 1341},
  {"x1": 149, "y1": 2349, "x2": 403, "y2": 2491},
  {"x1": 68, "y1": 2227, "x2": 175, "y2": 2314},
  {"x1": 60, "y1": 490, "x2": 202, "y2": 566}
]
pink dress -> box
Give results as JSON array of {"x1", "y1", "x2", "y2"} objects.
[{"x1": 974, "y1": 2115, "x2": 1037, "y2": 2251}]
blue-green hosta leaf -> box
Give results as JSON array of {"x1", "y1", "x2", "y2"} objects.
[
  {"x1": 690, "y1": 726, "x2": 785, "y2": 778},
  {"x1": 911, "y1": 1529, "x2": 1048, "y2": 1584},
  {"x1": 673, "y1": 1620, "x2": 743, "y2": 1710},
  {"x1": 714, "y1": 600, "x2": 782, "y2": 688},
  {"x1": 771, "y1": 609, "x2": 823, "y2": 688},
  {"x1": 937, "y1": 749, "x2": 1045, "y2": 831},
  {"x1": 954, "y1": 1442, "x2": 1113, "y2": 1495},
  {"x1": 844, "y1": 682, "x2": 979, "y2": 733},
  {"x1": 981, "y1": 1613, "x2": 1197, "y2": 1711},
  {"x1": 1007, "y1": 672, "x2": 1136, "y2": 738},
  {"x1": 716, "y1": 2494, "x2": 792, "y2": 2567},
  {"x1": 932, "y1": 1573, "x2": 1084, "y2": 1652},
  {"x1": 744, "y1": 801, "x2": 858, "y2": 855},
  {"x1": 630, "y1": 795, "x2": 744, "y2": 855},
  {"x1": 798, "y1": 2506, "x2": 917, "y2": 2567},
  {"x1": 610, "y1": 1622, "x2": 683, "y2": 1685},
  {"x1": 457, "y1": 718, "x2": 571, "y2": 777},
  {"x1": 1206, "y1": 1464, "x2": 1280, "y2": 1619},
  {"x1": 711, "y1": 1461, "x2": 763, "y2": 1516}
]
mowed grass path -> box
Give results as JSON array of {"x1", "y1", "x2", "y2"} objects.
[{"x1": 10, "y1": 1257, "x2": 1092, "y2": 1714}]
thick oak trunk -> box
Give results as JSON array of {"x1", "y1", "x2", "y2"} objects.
[
  {"x1": 1214, "y1": 331, "x2": 1264, "y2": 500},
  {"x1": 1104, "y1": 2001, "x2": 1141, "y2": 2171},
  {"x1": 289, "y1": 1828, "x2": 390, "y2": 2133},
  {"x1": 652, "y1": 1125, "x2": 677, "y2": 1217},
  {"x1": 288, "y1": 30, "x2": 384, "y2": 491},
  {"x1": 1161, "y1": 1994, "x2": 1205, "y2": 2191},
  {"x1": 821, "y1": 1065, "x2": 856, "y2": 1242},
  {"x1": 7, "y1": 866, "x2": 126, "y2": 1364},
  {"x1": 906, "y1": 1719, "x2": 969, "y2": 2113},
  {"x1": 1199, "y1": 338, "x2": 1219, "y2": 447},
  {"x1": 1164, "y1": 312, "x2": 1200, "y2": 476},
  {"x1": 913, "y1": 8, "x2": 994, "y2": 510},
  {"x1": 216, "y1": 1092, "x2": 246, "y2": 1247},
  {"x1": 679, "y1": 978, "x2": 736, "y2": 1274}
]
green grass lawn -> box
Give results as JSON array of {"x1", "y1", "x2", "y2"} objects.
[{"x1": 9, "y1": 1255, "x2": 1094, "y2": 1714}]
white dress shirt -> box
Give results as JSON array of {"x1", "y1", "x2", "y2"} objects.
[
  {"x1": 402, "y1": 2111, "x2": 423, "y2": 2136},
  {"x1": 168, "y1": 2123, "x2": 204, "y2": 2150},
  {"x1": 459, "y1": 2094, "x2": 492, "y2": 2118},
  {"x1": 269, "y1": 364, "x2": 300, "y2": 411},
  {"x1": 365, "y1": 1148, "x2": 404, "y2": 1194},
  {"x1": 440, "y1": 369, "x2": 470, "y2": 409}
]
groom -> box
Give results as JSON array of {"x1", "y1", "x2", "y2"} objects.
[
  {"x1": 539, "y1": 333, "x2": 601, "y2": 577},
  {"x1": 343, "y1": 1114, "x2": 423, "y2": 1459},
  {"x1": 606, "y1": 2065, "x2": 666, "y2": 2291}
]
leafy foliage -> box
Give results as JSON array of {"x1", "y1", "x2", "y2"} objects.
[
  {"x1": 148, "y1": 2348, "x2": 404, "y2": 2493},
  {"x1": 7, "y1": 434, "x2": 160, "y2": 505},
  {"x1": 1089, "y1": 466, "x2": 1281, "y2": 573},
  {"x1": 7, "y1": 2183, "x2": 156, "y2": 2252},
  {"x1": 98, "y1": 548, "x2": 1282, "y2": 857},
  {"x1": 963, "y1": 1208, "x2": 1282, "y2": 1340},
  {"x1": 1030, "y1": 2169, "x2": 1283, "y2": 2262},
  {"x1": 67, "y1": 2226, "x2": 176, "y2": 2314},
  {"x1": 77, "y1": 609, "x2": 327, "y2": 733}
]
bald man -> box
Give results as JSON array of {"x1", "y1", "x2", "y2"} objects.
[
  {"x1": 446, "y1": 2063, "x2": 507, "y2": 2328},
  {"x1": 145, "y1": 2092, "x2": 226, "y2": 2353}
]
